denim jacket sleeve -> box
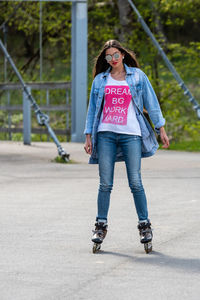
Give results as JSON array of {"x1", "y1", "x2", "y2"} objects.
[
  {"x1": 142, "y1": 72, "x2": 165, "y2": 132},
  {"x1": 84, "y1": 80, "x2": 96, "y2": 135}
]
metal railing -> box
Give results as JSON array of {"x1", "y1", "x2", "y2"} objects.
[{"x1": 0, "y1": 81, "x2": 71, "y2": 143}]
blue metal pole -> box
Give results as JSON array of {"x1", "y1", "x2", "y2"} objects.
[
  {"x1": 71, "y1": 1, "x2": 87, "y2": 142},
  {"x1": 23, "y1": 86, "x2": 31, "y2": 145}
]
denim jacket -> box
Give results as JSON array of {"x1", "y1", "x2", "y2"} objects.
[{"x1": 84, "y1": 64, "x2": 165, "y2": 164}]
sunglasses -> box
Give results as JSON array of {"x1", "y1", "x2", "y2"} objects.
[{"x1": 105, "y1": 52, "x2": 120, "y2": 62}]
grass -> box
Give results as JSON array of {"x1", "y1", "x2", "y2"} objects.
[
  {"x1": 159, "y1": 140, "x2": 200, "y2": 152},
  {"x1": 53, "y1": 156, "x2": 78, "y2": 164}
]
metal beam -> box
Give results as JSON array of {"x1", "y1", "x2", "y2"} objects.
[
  {"x1": 23, "y1": 86, "x2": 31, "y2": 145},
  {"x1": 71, "y1": 0, "x2": 87, "y2": 142}
]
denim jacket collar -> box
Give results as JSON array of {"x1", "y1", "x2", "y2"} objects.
[{"x1": 124, "y1": 64, "x2": 134, "y2": 75}]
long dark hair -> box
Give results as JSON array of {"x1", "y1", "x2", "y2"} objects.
[{"x1": 93, "y1": 40, "x2": 140, "y2": 78}]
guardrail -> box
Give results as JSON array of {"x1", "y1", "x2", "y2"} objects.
[{"x1": 0, "y1": 81, "x2": 71, "y2": 142}]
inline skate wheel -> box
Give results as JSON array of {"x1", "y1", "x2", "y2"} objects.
[
  {"x1": 144, "y1": 242, "x2": 152, "y2": 254},
  {"x1": 92, "y1": 243, "x2": 101, "y2": 253}
]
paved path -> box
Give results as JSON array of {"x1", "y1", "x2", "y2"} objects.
[{"x1": 0, "y1": 141, "x2": 200, "y2": 300}]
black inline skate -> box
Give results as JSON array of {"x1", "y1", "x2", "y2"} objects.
[
  {"x1": 92, "y1": 221, "x2": 108, "y2": 253},
  {"x1": 138, "y1": 221, "x2": 153, "y2": 254}
]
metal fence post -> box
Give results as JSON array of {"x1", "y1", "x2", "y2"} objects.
[
  {"x1": 71, "y1": 0, "x2": 87, "y2": 142},
  {"x1": 23, "y1": 86, "x2": 31, "y2": 145}
]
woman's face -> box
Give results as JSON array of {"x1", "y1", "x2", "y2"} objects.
[{"x1": 105, "y1": 47, "x2": 124, "y2": 69}]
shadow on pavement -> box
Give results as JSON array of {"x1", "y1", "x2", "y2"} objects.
[{"x1": 97, "y1": 250, "x2": 200, "y2": 274}]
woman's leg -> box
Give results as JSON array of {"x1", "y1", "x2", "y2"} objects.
[
  {"x1": 97, "y1": 132, "x2": 117, "y2": 221},
  {"x1": 119, "y1": 134, "x2": 149, "y2": 222}
]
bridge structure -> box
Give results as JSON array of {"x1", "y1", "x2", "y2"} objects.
[
  {"x1": 0, "y1": 0, "x2": 87, "y2": 144},
  {"x1": 1, "y1": 0, "x2": 199, "y2": 154}
]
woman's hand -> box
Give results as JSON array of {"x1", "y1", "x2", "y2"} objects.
[
  {"x1": 84, "y1": 134, "x2": 92, "y2": 154},
  {"x1": 159, "y1": 127, "x2": 170, "y2": 148}
]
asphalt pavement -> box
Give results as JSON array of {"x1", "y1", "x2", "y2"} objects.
[{"x1": 0, "y1": 141, "x2": 200, "y2": 300}]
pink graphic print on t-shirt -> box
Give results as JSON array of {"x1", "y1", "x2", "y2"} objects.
[{"x1": 102, "y1": 85, "x2": 132, "y2": 125}]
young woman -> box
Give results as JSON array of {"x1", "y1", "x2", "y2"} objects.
[{"x1": 84, "y1": 40, "x2": 169, "y2": 252}]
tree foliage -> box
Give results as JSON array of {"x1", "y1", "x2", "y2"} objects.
[{"x1": 0, "y1": 0, "x2": 200, "y2": 142}]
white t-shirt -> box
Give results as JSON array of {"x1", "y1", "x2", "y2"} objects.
[{"x1": 98, "y1": 73, "x2": 141, "y2": 136}]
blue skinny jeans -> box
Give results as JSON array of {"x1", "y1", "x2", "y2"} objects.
[{"x1": 97, "y1": 131, "x2": 149, "y2": 222}]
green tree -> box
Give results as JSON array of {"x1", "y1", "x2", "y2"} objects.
[{"x1": 0, "y1": 0, "x2": 200, "y2": 143}]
